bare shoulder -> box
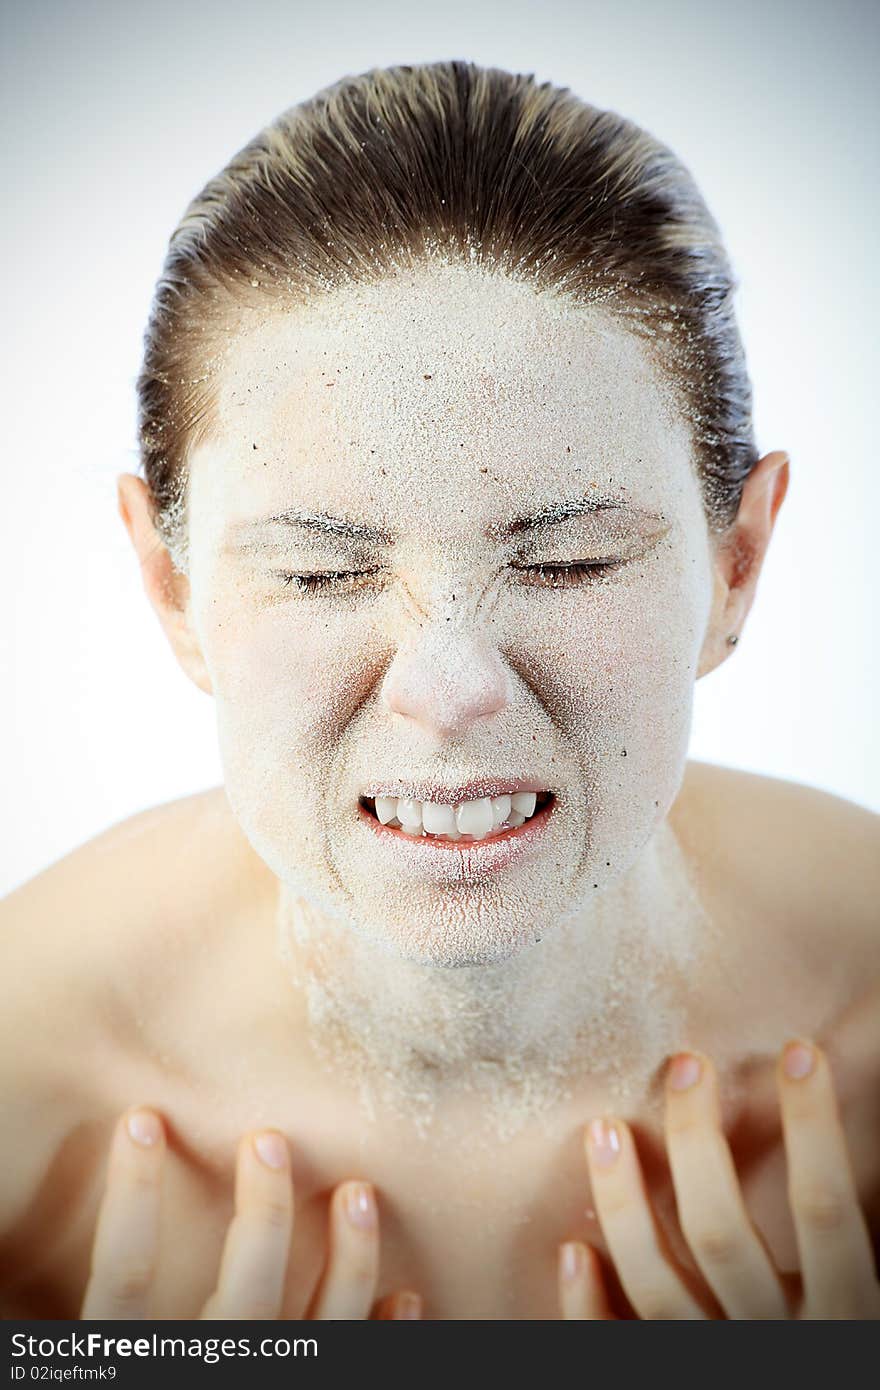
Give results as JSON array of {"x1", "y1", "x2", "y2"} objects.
[
  {"x1": 4, "y1": 785, "x2": 253, "y2": 917},
  {"x1": 1, "y1": 786, "x2": 263, "y2": 981},
  {"x1": 673, "y1": 759, "x2": 879, "y2": 971},
  {"x1": 0, "y1": 788, "x2": 259, "y2": 1243}
]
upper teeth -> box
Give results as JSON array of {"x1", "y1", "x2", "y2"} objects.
[{"x1": 369, "y1": 791, "x2": 540, "y2": 840}]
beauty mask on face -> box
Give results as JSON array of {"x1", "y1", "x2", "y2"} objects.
[{"x1": 184, "y1": 260, "x2": 714, "y2": 971}]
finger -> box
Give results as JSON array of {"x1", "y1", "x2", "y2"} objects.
[
  {"x1": 664, "y1": 1052, "x2": 788, "y2": 1318},
  {"x1": 585, "y1": 1117, "x2": 705, "y2": 1319},
  {"x1": 80, "y1": 1108, "x2": 165, "y2": 1319},
  {"x1": 373, "y1": 1289, "x2": 423, "y2": 1319},
  {"x1": 778, "y1": 1039, "x2": 880, "y2": 1318},
  {"x1": 306, "y1": 1181, "x2": 380, "y2": 1319},
  {"x1": 201, "y1": 1130, "x2": 293, "y2": 1320},
  {"x1": 558, "y1": 1242, "x2": 615, "y2": 1319}
]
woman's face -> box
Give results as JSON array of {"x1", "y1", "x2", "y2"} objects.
[{"x1": 184, "y1": 261, "x2": 715, "y2": 966}]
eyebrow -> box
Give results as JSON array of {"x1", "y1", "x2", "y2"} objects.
[
  {"x1": 227, "y1": 509, "x2": 394, "y2": 546},
  {"x1": 226, "y1": 494, "x2": 661, "y2": 548},
  {"x1": 486, "y1": 494, "x2": 661, "y2": 541}
]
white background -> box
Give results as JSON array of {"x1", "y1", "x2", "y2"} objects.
[{"x1": 2, "y1": 0, "x2": 878, "y2": 897}]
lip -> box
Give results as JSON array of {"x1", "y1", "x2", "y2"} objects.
[
  {"x1": 359, "y1": 776, "x2": 553, "y2": 804},
  {"x1": 356, "y1": 793, "x2": 556, "y2": 872}
]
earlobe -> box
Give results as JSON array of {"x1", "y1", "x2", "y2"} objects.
[
  {"x1": 117, "y1": 472, "x2": 213, "y2": 697},
  {"x1": 696, "y1": 565, "x2": 735, "y2": 679},
  {"x1": 695, "y1": 450, "x2": 790, "y2": 679}
]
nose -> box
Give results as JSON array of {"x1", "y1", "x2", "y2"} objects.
[{"x1": 381, "y1": 626, "x2": 511, "y2": 739}]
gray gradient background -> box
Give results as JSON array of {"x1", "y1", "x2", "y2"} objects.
[{"x1": 2, "y1": 0, "x2": 878, "y2": 895}]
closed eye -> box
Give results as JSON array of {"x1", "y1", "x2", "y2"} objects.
[
  {"x1": 513, "y1": 559, "x2": 627, "y2": 588},
  {"x1": 272, "y1": 559, "x2": 627, "y2": 595},
  {"x1": 274, "y1": 569, "x2": 381, "y2": 592}
]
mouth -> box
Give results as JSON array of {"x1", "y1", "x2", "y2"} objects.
[{"x1": 357, "y1": 788, "x2": 555, "y2": 847}]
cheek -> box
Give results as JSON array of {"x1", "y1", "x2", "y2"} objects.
[
  {"x1": 510, "y1": 573, "x2": 698, "y2": 685},
  {"x1": 505, "y1": 568, "x2": 704, "y2": 779},
  {"x1": 197, "y1": 600, "x2": 381, "y2": 793}
]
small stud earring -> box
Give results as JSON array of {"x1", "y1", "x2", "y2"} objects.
[{"x1": 726, "y1": 634, "x2": 739, "y2": 646}]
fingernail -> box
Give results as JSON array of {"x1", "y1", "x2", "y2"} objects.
[
  {"x1": 783, "y1": 1040, "x2": 815, "y2": 1081},
  {"x1": 345, "y1": 1182, "x2": 377, "y2": 1230},
  {"x1": 560, "y1": 1242, "x2": 586, "y2": 1283},
  {"x1": 587, "y1": 1118, "x2": 621, "y2": 1169},
  {"x1": 253, "y1": 1131, "x2": 288, "y2": 1170},
  {"x1": 393, "y1": 1291, "x2": 422, "y2": 1319},
  {"x1": 668, "y1": 1053, "x2": 702, "y2": 1091},
  {"x1": 127, "y1": 1110, "x2": 162, "y2": 1147}
]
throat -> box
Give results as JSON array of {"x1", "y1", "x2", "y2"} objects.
[{"x1": 272, "y1": 819, "x2": 716, "y2": 1143}]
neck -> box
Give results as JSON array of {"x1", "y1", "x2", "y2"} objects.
[{"x1": 272, "y1": 817, "x2": 717, "y2": 1141}]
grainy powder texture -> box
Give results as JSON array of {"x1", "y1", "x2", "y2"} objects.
[
  {"x1": 181, "y1": 258, "x2": 722, "y2": 1138},
  {"x1": 274, "y1": 820, "x2": 715, "y2": 1144}
]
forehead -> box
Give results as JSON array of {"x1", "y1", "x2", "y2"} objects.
[{"x1": 191, "y1": 261, "x2": 696, "y2": 526}]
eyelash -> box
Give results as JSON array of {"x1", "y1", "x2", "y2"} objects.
[
  {"x1": 512, "y1": 560, "x2": 626, "y2": 588},
  {"x1": 273, "y1": 560, "x2": 626, "y2": 593}
]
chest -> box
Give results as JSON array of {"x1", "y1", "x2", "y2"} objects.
[{"x1": 11, "y1": 1084, "x2": 833, "y2": 1320}]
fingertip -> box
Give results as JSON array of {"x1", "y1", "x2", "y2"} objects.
[
  {"x1": 559, "y1": 1240, "x2": 588, "y2": 1283},
  {"x1": 124, "y1": 1107, "x2": 164, "y2": 1149},
  {"x1": 338, "y1": 1179, "x2": 378, "y2": 1232},
  {"x1": 585, "y1": 1116, "x2": 624, "y2": 1170},
  {"x1": 780, "y1": 1037, "x2": 818, "y2": 1083},
  {"x1": 558, "y1": 1241, "x2": 612, "y2": 1320},
  {"x1": 252, "y1": 1129, "x2": 289, "y2": 1171},
  {"x1": 666, "y1": 1051, "x2": 703, "y2": 1093}
]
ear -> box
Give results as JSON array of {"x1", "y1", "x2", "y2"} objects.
[
  {"x1": 697, "y1": 450, "x2": 790, "y2": 679},
  {"x1": 117, "y1": 473, "x2": 213, "y2": 696}
]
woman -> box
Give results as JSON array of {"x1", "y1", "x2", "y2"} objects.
[{"x1": 1, "y1": 60, "x2": 877, "y2": 1321}]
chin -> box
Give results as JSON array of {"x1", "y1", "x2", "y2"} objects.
[{"x1": 354, "y1": 916, "x2": 551, "y2": 970}]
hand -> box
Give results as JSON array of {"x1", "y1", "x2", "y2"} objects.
[
  {"x1": 557, "y1": 1039, "x2": 880, "y2": 1319},
  {"x1": 80, "y1": 1109, "x2": 422, "y2": 1319}
]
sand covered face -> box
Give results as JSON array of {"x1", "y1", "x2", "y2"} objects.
[{"x1": 184, "y1": 261, "x2": 714, "y2": 966}]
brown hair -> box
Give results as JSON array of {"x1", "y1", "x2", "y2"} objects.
[{"x1": 137, "y1": 59, "x2": 757, "y2": 567}]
